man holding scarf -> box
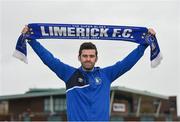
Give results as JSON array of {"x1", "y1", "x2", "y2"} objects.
[{"x1": 21, "y1": 26, "x2": 156, "y2": 121}]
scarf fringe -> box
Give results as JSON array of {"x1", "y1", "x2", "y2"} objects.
[
  {"x1": 151, "y1": 52, "x2": 163, "y2": 68},
  {"x1": 13, "y1": 49, "x2": 28, "y2": 64}
]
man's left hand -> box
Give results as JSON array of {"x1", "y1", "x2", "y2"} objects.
[{"x1": 148, "y1": 28, "x2": 156, "y2": 35}]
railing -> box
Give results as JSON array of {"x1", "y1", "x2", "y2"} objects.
[
  {"x1": 0, "y1": 112, "x2": 67, "y2": 121},
  {"x1": 110, "y1": 112, "x2": 179, "y2": 121},
  {"x1": 0, "y1": 112, "x2": 179, "y2": 121}
]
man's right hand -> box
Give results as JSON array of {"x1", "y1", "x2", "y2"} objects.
[{"x1": 21, "y1": 25, "x2": 29, "y2": 34}]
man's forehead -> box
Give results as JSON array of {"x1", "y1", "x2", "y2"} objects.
[{"x1": 81, "y1": 49, "x2": 96, "y2": 54}]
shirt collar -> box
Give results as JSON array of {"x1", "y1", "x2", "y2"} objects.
[{"x1": 79, "y1": 66, "x2": 101, "y2": 73}]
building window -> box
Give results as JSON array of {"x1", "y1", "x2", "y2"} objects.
[
  {"x1": 153, "y1": 99, "x2": 160, "y2": 111},
  {"x1": 44, "y1": 98, "x2": 50, "y2": 112},
  {"x1": 169, "y1": 100, "x2": 176, "y2": 112},
  {"x1": 0, "y1": 101, "x2": 8, "y2": 114},
  {"x1": 54, "y1": 98, "x2": 66, "y2": 112},
  {"x1": 44, "y1": 97, "x2": 66, "y2": 112}
]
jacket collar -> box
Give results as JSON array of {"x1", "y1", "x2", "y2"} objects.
[{"x1": 78, "y1": 66, "x2": 99, "y2": 73}]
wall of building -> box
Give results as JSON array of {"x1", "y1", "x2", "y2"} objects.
[{"x1": 0, "y1": 91, "x2": 179, "y2": 121}]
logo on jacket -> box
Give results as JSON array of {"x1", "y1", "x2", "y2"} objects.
[
  {"x1": 95, "y1": 77, "x2": 102, "y2": 85},
  {"x1": 78, "y1": 78, "x2": 83, "y2": 83}
]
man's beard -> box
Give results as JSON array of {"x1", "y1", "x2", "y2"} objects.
[{"x1": 81, "y1": 62, "x2": 95, "y2": 71}]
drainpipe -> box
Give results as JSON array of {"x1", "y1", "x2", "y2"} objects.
[
  {"x1": 110, "y1": 91, "x2": 115, "y2": 115},
  {"x1": 155, "y1": 100, "x2": 162, "y2": 117},
  {"x1": 50, "y1": 96, "x2": 54, "y2": 115},
  {"x1": 136, "y1": 96, "x2": 142, "y2": 117}
]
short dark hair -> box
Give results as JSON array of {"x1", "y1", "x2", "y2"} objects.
[{"x1": 79, "y1": 42, "x2": 98, "y2": 56}]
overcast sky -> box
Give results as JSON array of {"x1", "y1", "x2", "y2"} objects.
[{"x1": 0, "y1": 0, "x2": 180, "y2": 115}]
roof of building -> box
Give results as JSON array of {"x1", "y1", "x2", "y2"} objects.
[
  {"x1": 111, "y1": 86, "x2": 169, "y2": 99},
  {"x1": 0, "y1": 88, "x2": 66, "y2": 100},
  {"x1": 0, "y1": 86, "x2": 169, "y2": 101}
]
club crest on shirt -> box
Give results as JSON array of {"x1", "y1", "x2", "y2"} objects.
[{"x1": 95, "y1": 77, "x2": 102, "y2": 85}]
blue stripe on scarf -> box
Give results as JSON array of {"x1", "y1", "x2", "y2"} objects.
[{"x1": 13, "y1": 23, "x2": 162, "y2": 67}]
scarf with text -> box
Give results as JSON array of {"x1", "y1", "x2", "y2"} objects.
[{"x1": 13, "y1": 23, "x2": 162, "y2": 68}]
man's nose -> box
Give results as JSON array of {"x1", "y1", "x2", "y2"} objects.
[{"x1": 86, "y1": 56, "x2": 91, "y2": 61}]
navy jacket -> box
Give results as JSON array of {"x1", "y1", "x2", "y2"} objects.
[{"x1": 28, "y1": 40, "x2": 147, "y2": 121}]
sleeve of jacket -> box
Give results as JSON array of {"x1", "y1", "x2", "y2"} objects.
[
  {"x1": 102, "y1": 44, "x2": 148, "y2": 83},
  {"x1": 28, "y1": 39, "x2": 76, "y2": 83}
]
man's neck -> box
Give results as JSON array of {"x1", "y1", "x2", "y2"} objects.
[{"x1": 82, "y1": 67, "x2": 94, "y2": 72}]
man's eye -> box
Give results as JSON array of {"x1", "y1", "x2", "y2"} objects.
[
  {"x1": 90, "y1": 55, "x2": 95, "y2": 58},
  {"x1": 82, "y1": 55, "x2": 95, "y2": 58},
  {"x1": 82, "y1": 55, "x2": 88, "y2": 58}
]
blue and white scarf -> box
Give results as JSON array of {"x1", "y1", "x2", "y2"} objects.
[{"x1": 13, "y1": 23, "x2": 162, "y2": 68}]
